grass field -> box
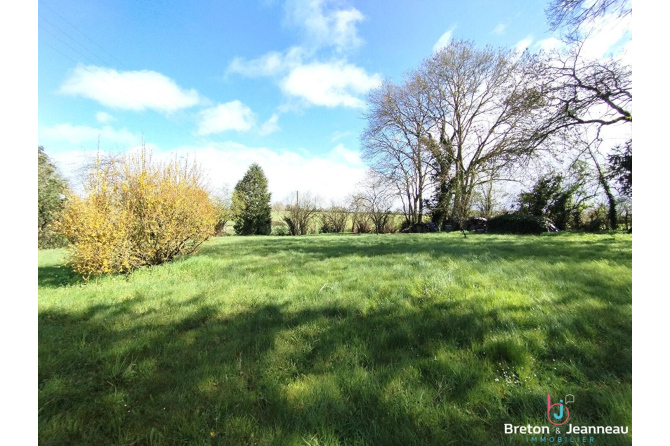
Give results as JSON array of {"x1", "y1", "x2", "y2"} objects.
[
  {"x1": 218, "y1": 210, "x2": 407, "y2": 235},
  {"x1": 38, "y1": 232, "x2": 632, "y2": 445}
]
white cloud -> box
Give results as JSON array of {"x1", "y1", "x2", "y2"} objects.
[
  {"x1": 196, "y1": 102, "x2": 282, "y2": 136},
  {"x1": 196, "y1": 101, "x2": 256, "y2": 135},
  {"x1": 227, "y1": 47, "x2": 305, "y2": 77},
  {"x1": 228, "y1": 50, "x2": 382, "y2": 109},
  {"x1": 514, "y1": 36, "x2": 534, "y2": 54},
  {"x1": 523, "y1": 12, "x2": 630, "y2": 61},
  {"x1": 330, "y1": 130, "x2": 353, "y2": 142},
  {"x1": 48, "y1": 144, "x2": 162, "y2": 193},
  {"x1": 280, "y1": 61, "x2": 381, "y2": 108},
  {"x1": 259, "y1": 114, "x2": 281, "y2": 136},
  {"x1": 492, "y1": 23, "x2": 507, "y2": 35},
  {"x1": 95, "y1": 111, "x2": 115, "y2": 124},
  {"x1": 433, "y1": 26, "x2": 456, "y2": 53},
  {"x1": 579, "y1": 12, "x2": 632, "y2": 60},
  {"x1": 185, "y1": 142, "x2": 367, "y2": 202},
  {"x1": 50, "y1": 141, "x2": 368, "y2": 202},
  {"x1": 620, "y1": 39, "x2": 632, "y2": 67},
  {"x1": 286, "y1": 0, "x2": 365, "y2": 52},
  {"x1": 40, "y1": 123, "x2": 138, "y2": 147},
  {"x1": 535, "y1": 37, "x2": 565, "y2": 52},
  {"x1": 226, "y1": 1, "x2": 378, "y2": 111},
  {"x1": 329, "y1": 8, "x2": 365, "y2": 50},
  {"x1": 330, "y1": 143, "x2": 362, "y2": 165},
  {"x1": 229, "y1": 0, "x2": 367, "y2": 79},
  {"x1": 59, "y1": 65, "x2": 202, "y2": 111}
]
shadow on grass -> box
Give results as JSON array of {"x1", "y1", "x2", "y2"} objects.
[
  {"x1": 38, "y1": 265, "x2": 84, "y2": 288},
  {"x1": 39, "y1": 291, "x2": 632, "y2": 445},
  {"x1": 198, "y1": 233, "x2": 631, "y2": 268}
]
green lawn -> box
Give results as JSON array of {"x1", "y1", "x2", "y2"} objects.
[{"x1": 38, "y1": 232, "x2": 632, "y2": 445}]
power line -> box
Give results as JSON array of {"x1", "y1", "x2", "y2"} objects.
[
  {"x1": 39, "y1": 15, "x2": 112, "y2": 68},
  {"x1": 38, "y1": 3, "x2": 219, "y2": 146},
  {"x1": 38, "y1": 0, "x2": 130, "y2": 70},
  {"x1": 38, "y1": 0, "x2": 209, "y2": 132},
  {"x1": 39, "y1": 22, "x2": 204, "y2": 135},
  {"x1": 40, "y1": 33, "x2": 215, "y2": 148}
]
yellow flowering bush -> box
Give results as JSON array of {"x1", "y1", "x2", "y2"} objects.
[{"x1": 58, "y1": 147, "x2": 217, "y2": 278}]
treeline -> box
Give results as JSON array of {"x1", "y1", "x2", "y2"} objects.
[
  {"x1": 37, "y1": 149, "x2": 406, "y2": 277},
  {"x1": 38, "y1": 1, "x2": 632, "y2": 276},
  {"x1": 359, "y1": 37, "x2": 630, "y2": 235},
  {"x1": 218, "y1": 167, "x2": 405, "y2": 236}
]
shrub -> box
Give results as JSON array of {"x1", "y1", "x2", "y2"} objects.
[
  {"x1": 487, "y1": 212, "x2": 552, "y2": 234},
  {"x1": 319, "y1": 218, "x2": 337, "y2": 234},
  {"x1": 517, "y1": 169, "x2": 590, "y2": 230},
  {"x1": 383, "y1": 215, "x2": 403, "y2": 233},
  {"x1": 283, "y1": 192, "x2": 320, "y2": 235},
  {"x1": 354, "y1": 217, "x2": 372, "y2": 234},
  {"x1": 353, "y1": 171, "x2": 395, "y2": 234},
  {"x1": 272, "y1": 225, "x2": 290, "y2": 236},
  {"x1": 58, "y1": 148, "x2": 217, "y2": 277},
  {"x1": 320, "y1": 205, "x2": 349, "y2": 233},
  {"x1": 582, "y1": 204, "x2": 609, "y2": 232}
]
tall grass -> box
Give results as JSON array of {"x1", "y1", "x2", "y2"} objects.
[{"x1": 39, "y1": 232, "x2": 632, "y2": 445}]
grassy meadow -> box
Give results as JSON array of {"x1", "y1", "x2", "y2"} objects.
[{"x1": 38, "y1": 232, "x2": 632, "y2": 445}]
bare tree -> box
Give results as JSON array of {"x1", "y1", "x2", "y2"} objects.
[
  {"x1": 536, "y1": 1, "x2": 633, "y2": 186},
  {"x1": 363, "y1": 41, "x2": 546, "y2": 234},
  {"x1": 584, "y1": 134, "x2": 619, "y2": 230},
  {"x1": 533, "y1": 45, "x2": 631, "y2": 143},
  {"x1": 421, "y1": 41, "x2": 546, "y2": 232},
  {"x1": 473, "y1": 179, "x2": 500, "y2": 220},
  {"x1": 616, "y1": 195, "x2": 632, "y2": 231},
  {"x1": 362, "y1": 75, "x2": 434, "y2": 226},
  {"x1": 212, "y1": 184, "x2": 234, "y2": 235},
  {"x1": 320, "y1": 201, "x2": 350, "y2": 233},
  {"x1": 523, "y1": 41, "x2": 631, "y2": 232},
  {"x1": 355, "y1": 171, "x2": 396, "y2": 234},
  {"x1": 347, "y1": 194, "x2": 372, "y2": 233},
  {"x1": 557, "y1": 128, "x2": 619, "y2": 230},
  {"x1": 546, "y1": 0, "x2": 631, "y2": 38},
  {"x1": 283, "y1": 191, "x2": 321, "y2": 235},
  {"x1": 272, "y1": 201, "x2": 286, "y2": 212},
  {"x1": 75, "y1": 150, "x2": 126, "y2": 190}
]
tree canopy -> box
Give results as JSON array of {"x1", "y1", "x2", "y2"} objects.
[
  {"x1": 38, "y1": 146, "x2": 68, "y2": 248},
  {"x1": 608, "y1": 139, "x2": 632, "y2": 198},
  {"x1": 363, "y1": 40, "x2": 546, "y2": 229},
  {"x1": 232, "y1": 164, "x2": 272, "y2": 235},
  {"x1": 546, "y1": 0, "x2": 631, "y2": 37}
]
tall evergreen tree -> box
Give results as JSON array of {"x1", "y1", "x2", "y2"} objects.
[
  {"x1": 38, "y1": 146, "x2": 68, "y2": 248},
  {"x1": 232, "y1": 164, "x2": 272, "y2": 235},
  {"x1": 608, "y1": 139, "x2": 632, "y2": 198}
]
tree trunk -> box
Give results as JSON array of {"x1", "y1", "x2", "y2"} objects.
[
  {"x1": 604, "y1": 182, "x2": 617, "y2": 230},
  {"x1": 624, "y1": 211, "x2": 629, "y2": 231},
  {"x1": 589, "y1": 147, "x2": 618, "y2": 230}
]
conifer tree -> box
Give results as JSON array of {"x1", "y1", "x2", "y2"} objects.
[
  {"x1": 38, "y1": 146, "x2": 68, "y2": 248},
  {"x1": 232, "y1": 164, "x2": 272, "y2": 235}
]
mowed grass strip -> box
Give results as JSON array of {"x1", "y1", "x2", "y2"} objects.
[{"x1": 38, "y1": 232, "x2": 632, "y2": 445}]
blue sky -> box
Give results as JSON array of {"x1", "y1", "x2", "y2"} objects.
[{"x1": 38, "y1": 0, "x2": 632, "y2": 201}]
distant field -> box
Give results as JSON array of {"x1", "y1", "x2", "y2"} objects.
[
  {"x1": 38, "y1": 232, "x2": 632, "y2": 445},
  {"x1": 216, "y1": 210, "x2": 406, "y2": 235}
]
